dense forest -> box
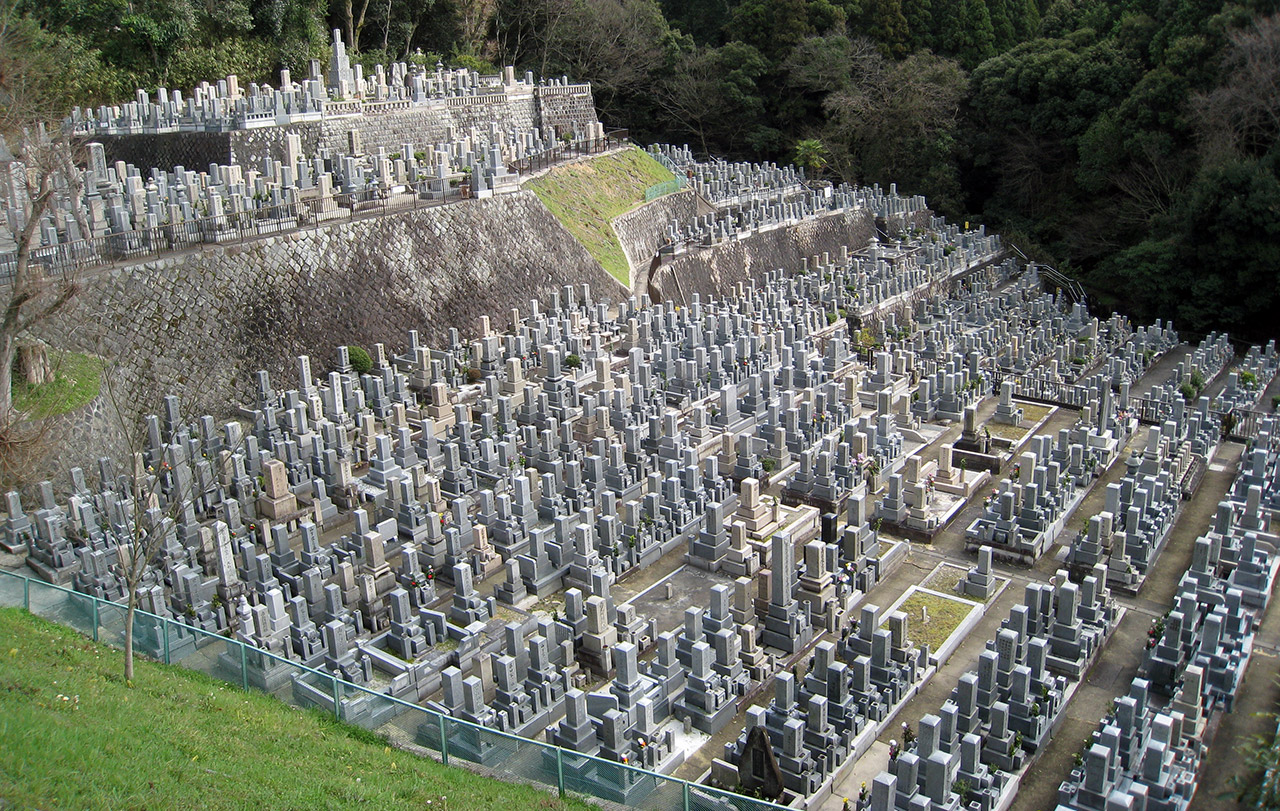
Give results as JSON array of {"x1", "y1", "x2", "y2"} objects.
[{"x1": 3, "y1": 0, "x2": 1279, "y2": 340}]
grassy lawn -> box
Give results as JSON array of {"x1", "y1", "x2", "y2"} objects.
[
  {"x1": 894, "y1": 591, "x2": 976, "y2": 653},
  {"x1": 13, "y1": 351, "x2": 104, "y2": 419},
  {"x1": 526, "y1": 147, "x2": 674, "y2": 286},
  {"x1": 985, "y1": 421, "x2": 1029, "y2": 441},
  {"x1": 0, "y1": 609, "x2": 593, "y2": 811},
  {"x1": 1021, "y1": 403, "x2": 1053, "y2": 424}
]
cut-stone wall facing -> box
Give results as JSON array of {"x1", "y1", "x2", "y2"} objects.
[
  {"x1": 27, "y1": 173, "x2": 925, "y2": 478},
  {"x1": 611, "y1": 189, "x2": 698, "y2": 291},
  {"x1": 649, "y1": 209, "x2": 878, "y2": 304},
  {"x1": 34, "y1": 190, "x2": 621, "y2": 467},
  {"x1": 534, "y1": 86, "x2": 602, "y2": 138},
  {"x1": 96, "y1": 87, "x2": 598, "y2": 169}
]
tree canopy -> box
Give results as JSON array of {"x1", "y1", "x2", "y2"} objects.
[{"x1": 6, "y1": 0, "x2": 1280, "y2": 340}]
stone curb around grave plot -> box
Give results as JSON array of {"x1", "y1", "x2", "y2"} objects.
[{"x1": 881, "y1": 585, "x2": 985, "y2": 669}]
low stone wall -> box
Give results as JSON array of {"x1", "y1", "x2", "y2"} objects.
[{"x1": 97, "y1": 87, "x2": 599, "y2": 171}]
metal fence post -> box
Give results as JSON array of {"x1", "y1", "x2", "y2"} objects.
[
  {"x1": 92, "y1": 598, "x2": 99, "y2": 642},
  {"x1": 683, "y1": 780, "x2": 691, "y2": 811},
  {"x1": 24, "y1": 576, "x2": 29, "y2": 610},
  {"x1": 240, "y1": 643, "x2": 249, "y2": 690},
  {"x1": 438, "y1": 713, "x2": 449, "y2": 765},
  {"x1": 331, "y1": 677, "x2": 342, "y2": 720},
  {"x1": 162, "y1": 617, "x2": 171, "y2": 664},
  {"x1": 556, "y1": 747, "x2": 565, "y2": 797}
]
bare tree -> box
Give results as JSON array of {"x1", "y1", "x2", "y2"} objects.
[
  {"x1": 1193, "y1": 15, "x2": 1280, "y2": 161},
  {"x1": 823, "y1": 40, "x2": 965, "y2": 189},
  {"x1": 0, "y1": 133, "x2": 86, "y2": 419},
  {"x1": 655, "y1": 48, "x2": 729, "y2": 156},
  {"x1": 97, "y1": 334, "x2": 216, "y2": 683},
  {"x1": 0, "y1": 3, "x2": 87, "y2": 483}
]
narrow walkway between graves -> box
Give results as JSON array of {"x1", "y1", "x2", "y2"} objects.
[
  {"x1": 1190, "y1": 575, "x2": 1280, "y2": 808},
  {"x1": 1008, "y1": 440, "x2": 1243, "y2": 811}
]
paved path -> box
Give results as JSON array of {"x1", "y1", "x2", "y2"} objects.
[
  {"x1": 817, "y1": 418, "x2": 1250, "y2": 810},
  {"x1": 1010, "y1": 440, "x2": 1244, "y2": 811}
]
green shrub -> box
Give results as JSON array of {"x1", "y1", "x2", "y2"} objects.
[
  {"x1": 346, "y1": 345, "x2": 373, "y2": 374},
  {"x1": 564, "y1": 353, "x2": 583, "y2": 369},
  {"x1": 449, "y1": 51, "x2": 498, "y2": 74}
]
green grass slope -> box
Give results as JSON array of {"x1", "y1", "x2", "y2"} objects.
[
  {"x1": 525, "y1": 146, "x2": 674, "y2": 286},
  {"x1": 0, "y1": 609, "x2": 595, "y2": 811},
  {"x1": 14, "y1": 351, "x2": 104, "y2": 419}
]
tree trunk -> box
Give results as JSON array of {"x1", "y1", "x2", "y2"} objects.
[
  {"x1": 124, "y1": 589, "x2": 136, "y2": 683},
  {"x1": 345, "y1": 0, "x2": 356, "y2": 55},
  {"x1": 17, "y1": 343, "x2": 52, "y2": 385},
  {"x1": 0, "y1": 331, "x2": 14, "y2": 422}
]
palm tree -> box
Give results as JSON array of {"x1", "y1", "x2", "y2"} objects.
[{"x1": 793, "y1": 138, "x2": 829, "y2": 181}]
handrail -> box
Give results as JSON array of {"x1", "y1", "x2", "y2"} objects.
[{"x1": 1006, "y1": 242, "x2": 1087, "y2": 307}]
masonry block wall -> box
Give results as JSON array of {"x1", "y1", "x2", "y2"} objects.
[
  {"x1": 611, "y1": 190, "x2": 698, "y2": 288},
  {"x1": 649, "y1": 209, "x2": 880, "y2": 304},
  {"x1": 35, "y1": 190, "x2": 621, "y2": 472}
]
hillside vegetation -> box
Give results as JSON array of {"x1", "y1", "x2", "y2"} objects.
[
  {"x1": 526, "y1": 147, "x2": 674, "y2": 286},
  {"x1": 3, "y1": 0, "x2": 1279, "y2": 339},
  {"x1": 0, "y1": 608, "x2": 595, "y2": 811}
]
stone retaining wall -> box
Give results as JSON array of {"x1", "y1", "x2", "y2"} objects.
[
  {"x1": 33, "y1": 190, "x2": 622, "y2": 471},
  {"x1": 649, "y1": 209, "x2": 878, "y2": 303},
  {"x1": 610, "y1": 189, "x2": 697, "y2": 292},
  {"x1": 96, "y1": 87, "x2": 599, "y2": 170}
]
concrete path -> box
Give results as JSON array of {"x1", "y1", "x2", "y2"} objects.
[
  {"x1": 1009, "y1": 440, "x2": 1244, "y2": 811},
  {"x1": 818, "y1": 423, "x2": 1249, "y2": 810}
]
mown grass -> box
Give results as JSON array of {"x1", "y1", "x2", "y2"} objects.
[
  {"x1": 896, "y1": 591, "x2": 976, "y2": 653},
  {"x1": 984, "y1": 402, "x2": 1054, "y2": 441},
  {"x1": 0, "y1": 608, "x2": 595, "y2": 811},
  {"x1": 526, "y1": 147, "x2": 674, "y2": 286},
  {"x1": 13, "y1": 351, "x2": 104, "y2": 419}
]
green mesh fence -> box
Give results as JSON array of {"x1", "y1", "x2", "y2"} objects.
[{"x1": 0, "y1": 568, "x2": 790, "y2": 811}]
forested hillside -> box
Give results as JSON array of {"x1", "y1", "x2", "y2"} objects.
[{"x1": 3, "y1": 0, "x2": 1279, "y2": 340}]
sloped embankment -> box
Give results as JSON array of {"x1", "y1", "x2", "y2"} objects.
[{"x1": 525, "y1": 146, "x2": 675, "y2": 286}]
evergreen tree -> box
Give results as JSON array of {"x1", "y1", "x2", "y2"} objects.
[
  {"x1": 865, "y1": 0, "x2": 911, "y2": 57},
  {"x1": 956, "y1": 0, "x2": 996, "y2": 68},
  {"x1": 1013, "y1": 0, "x2": 1040, "y2": 39},
  {"x1": 987, "y1": 0, "x2": 1017, "y2": 51},
  {"x1": 929, "y1": 0, "x2": 965, "y2": 56},
  {"x1": 904, "y1": 0, "x2": 934, "y2": 52}
]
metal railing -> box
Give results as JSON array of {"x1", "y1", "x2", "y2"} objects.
[
  {"x1": 1, "y1": 130, "x2": 632, "y2": 282},
  {"x1": 1132, "y1": 396, "x2": 1268, "y2": 441},
  {"x1": 508, "y1": 130, "x2": 630, "y2": 175},
  {"x1": 0, "y1": 567, "x2": 783, "y2": 811},
  {"x1": 997, "y1": 371, "x2": 1090, "y2": 409}
]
